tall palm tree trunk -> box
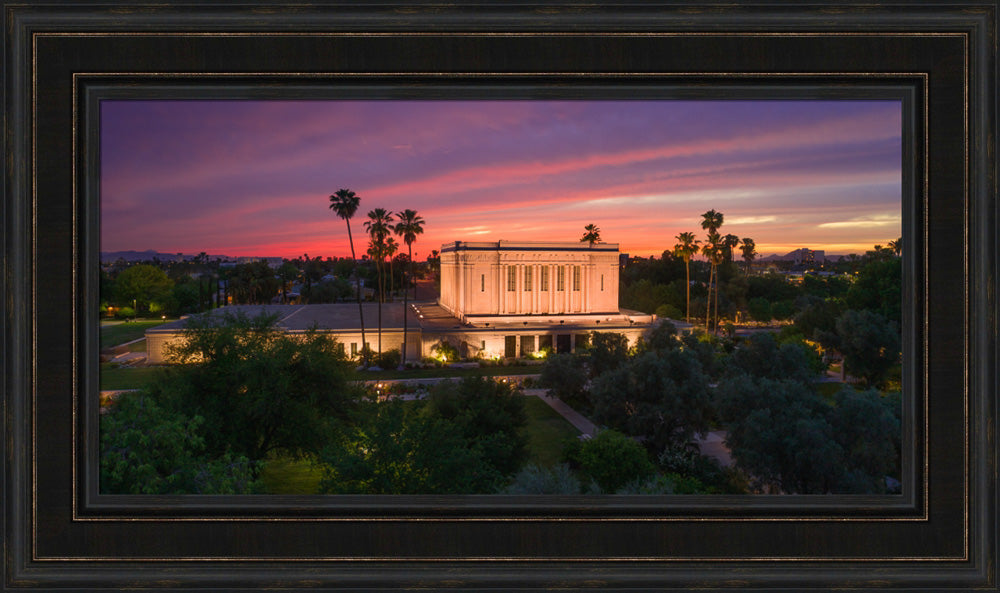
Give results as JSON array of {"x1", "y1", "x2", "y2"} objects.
[
  {"x1": 346, "y1": 224, "x2": 367, "y2": 366},
  {"x1": 713, "y1": 266, "x2": 720, "y2": 333},
  {"x1": 376, "y1": 253, "x2": 384, "y2": 359},
  {"x1": 400, "y1": 246, "x2": 413, "y2": 369},
  {"x1": 684, "y1": 260, "x2": 691, "y2": 323},
  {"x1": 705, "y1": 264, "x2": 714, "y2": 333}
]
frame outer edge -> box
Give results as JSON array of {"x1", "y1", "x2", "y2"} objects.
[{"x1": 4, "y1": 2, "x2": 31, "y2": 588}]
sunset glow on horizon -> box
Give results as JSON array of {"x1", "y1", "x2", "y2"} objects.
[{"x1": 101, "y1": 100, "x2": 902, "y2": 260}]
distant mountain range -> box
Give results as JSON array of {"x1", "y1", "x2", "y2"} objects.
[
  {"x1": 757, "y1": 248, "x2": 849, "y2": 263},
  {"x1": 100, "y1": 250, "x2": 232, "y2": 263}
]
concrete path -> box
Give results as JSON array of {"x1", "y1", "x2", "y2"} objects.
[{"x1": 521, "y1": 388, "x2": 597, "y2": 437}]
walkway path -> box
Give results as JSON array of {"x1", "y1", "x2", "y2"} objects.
[
  {"x1": 693, "y1": 431, "x2": 733, "y2": 467},
  {"x1": 521, "y1": 388, "x2": 597, "y2": 437}
]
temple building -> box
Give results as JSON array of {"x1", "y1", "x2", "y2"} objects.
[
  {"x1": 145, "y1": 239, "x2": 658, "y2": 364},
  {"x1": 438, "y1": 241, "x2": 620, "y2": 321}
]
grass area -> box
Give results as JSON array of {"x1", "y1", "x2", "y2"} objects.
[
  {"x1": 125, "y1": 338, "x2": 148, "y2": 353},
  {"x1": 350, "y1": 364, "x2": 542, "y2": 382},
  {"x1": 258, "y1": 455, "x2": 325, "y2": 494},
  {"x1": 100, "y1": 319, "x2": 173, "y2": 349},
  {"x1": 99, "y1": 364, "x2": 164, "y2": 391},
  {"x1": 521, "y1": 395, "x2": 580, "y2": 467}
]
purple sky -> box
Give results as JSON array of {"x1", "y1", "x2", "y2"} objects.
[{"x1": 101, "y1": 100, "x2": 902, "y2": 260}]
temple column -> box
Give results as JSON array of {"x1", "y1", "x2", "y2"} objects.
[
  {"x1": 564, "y1": 264, "x2": 570, "y2": 313},
  {"x1": 533, "y1": 264, "x2": 539, "y2": 313},
  {"x1": 501, "y1": 263, "x2": 508, "y2": 314},
  {"x1": 548, "y1": 264, "x2": 556, "y2": 314}
]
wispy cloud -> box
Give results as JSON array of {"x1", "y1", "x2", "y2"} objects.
[
  {"x1": 817, "y1": 214, "x2": 901, "y2": 229},
  {"x1": 101, "y1": 101, "x2": 903, "y2": 257}
]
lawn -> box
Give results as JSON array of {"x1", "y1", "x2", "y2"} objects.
[
  {"x1": 258, "y1": 455, "x2": 325, "y2": 495},
  {"x1": 99, "y1": 364, "x2": 165, "y2": 391},
  {"x1": 100, "y1": 319, "x2": 173, "y2": 349},
  {"x1": 521, "y1": 395, "x2": 581, "y2": 468}
]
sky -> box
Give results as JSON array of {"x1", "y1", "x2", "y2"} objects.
[{"x1": 100, "y1": 100, "x2": 902, "y2": 260}]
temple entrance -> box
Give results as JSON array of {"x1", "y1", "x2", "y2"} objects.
[
  {"x1": 504, "y1": 335, "x2": 518, "y2": 358},
  {"x1": 556, "y1": 334, "x2": 572, "y2": 353},
  {"x1": 520, "y1": 335, "x2": 535, "y2": 357}
]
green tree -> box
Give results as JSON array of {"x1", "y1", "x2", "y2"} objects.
[
  {"x1": 100, "y1": 393, "x2": 259, "y2": 494},
  {"x1": 829, "y1": 387, "x2": 900, "y2": 492},
  {"x1": 393, "y1": 209, "x2": 425, "y2": 368},
  {"x1": 154, "y1": 312, "x2": 358, "y2": 466},
  {"x1": 819, "y1": 309, "x2": 900, "y2": 387},
  {"x1": 113, "y1": 264, "x2": 174, "y2": 314},
  {"x1": 328, "y1": 188, "x2": 367, "y2": 365},
  {"x1": 724, "y1": 332, "x2": 822, "y2": 384},
  {"x1": 847, "y1": 257, "x2": 902, "y2": 326},
  {"x1": 566, "y1": 429, "x2": 655, "y2": 493},
  {"x1": 716, "y1": 376, "x2": 844, "y2": 493},
  {"x1": 589, "y1": 349, "x2": 712, "y2": 453},
  {"x1": 793, "y1": 297, "x2": 845, "y2": 339},
  {"x1": 580, "y1": 223, "x2": 601, "y2": 246},
  {"x1": 422, "y1": 376, "x2": 529, "y2": 478},
  {"x1": 301, "y1": 277, "x2": 352, "y2": 303},
  {"x1": 227, "y1": 261, "x2": 281, "y2": 305},
  {"x1": 672, "y1": 231, "x2": 700, "y2": 323},
  {"x1": 166, "y1": 280, "x2": 201, "y2": 316},
  {"x1": 586, "y1": 331, "x2": 631, "y2": 379},
  {"x1": 319, "y1": 398, "x2": 500, "y2": 494},
  {"x1": 747, "y1": 297, "x2": 772, "y2": 323},
  {"x1": 277, "y1": 261, "x2": 300, "y2": 304},
  {"x1": 739, "y1": 237, "x2": 757, "y2": 275},
  {"x1": 539, "y1": 352, "x2": 588, "y2": 403}
]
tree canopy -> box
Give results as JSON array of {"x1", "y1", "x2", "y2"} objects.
[
  {"x1": 153, "y1": 311, "x2": 359, "y2": 464},
  {"x1": 100, "y1": 393, "x2": 259, "y2": 494}
]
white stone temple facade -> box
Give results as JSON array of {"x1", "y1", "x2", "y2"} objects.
[{"x1": 438, "y1": 240, "x2": 621, "y2": 322}]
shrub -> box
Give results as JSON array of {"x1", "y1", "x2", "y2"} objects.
[
  {"x1": 375, "y1": 348, "x2": 400, "y2": 369},
  {"x1": 566, "y1": 429, "x2": 655, "y2": 494},
  {"x1": 114, "y1": 306, "x2": 136, "y2": 320},
  {"x1": 430, "y1": 340, "x2": 460, "y2": 363},
  {"x1": 654, "y1": 303, "x2": 683, "y2": 320},
  {"x1": 503, "y1": 463, "x2": 581, "y2": 494}
]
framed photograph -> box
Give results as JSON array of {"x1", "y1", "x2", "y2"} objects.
[{"x1": 4, "y1": 2, "x2": 996, "y2": 591}]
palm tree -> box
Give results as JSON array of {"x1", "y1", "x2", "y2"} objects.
[
  {"x1": 394, "y1": 209, "x2": 425, "y2": 368},
  {"x1": 722, "y1": 233, "x2": 740, "y2": 261},
  {"x1": 580, "y1": 224, "x2": 601, "y2": 246},
  {"x1": 700, "y1": 210, "x2": 725, "y2": 333},
  {"x1": 328, "y1": 188, "x2": 366, "y2": 365},
  {"x1": 385, "y1": 236, "x2": 399, "y2": 302},
  {"x1": 701, "y1": 233, "x2": 722, "y2": 333},
  {"x1": 365, "y1": 208, "x2": 394, "y2": 361},
  {"x1": 739, "y1": 237, "x2": 757, "y2": 276},
  {"x1": 673, "y1": 232, "x2": 700, "y2": 324},
  {"x1": 888, "y1": 237, "x2": 902, "y2": 256}
]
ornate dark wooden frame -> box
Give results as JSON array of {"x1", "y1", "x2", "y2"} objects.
[{"x1": 3, "y1": 2, "x2": 997, "y2": 591}]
